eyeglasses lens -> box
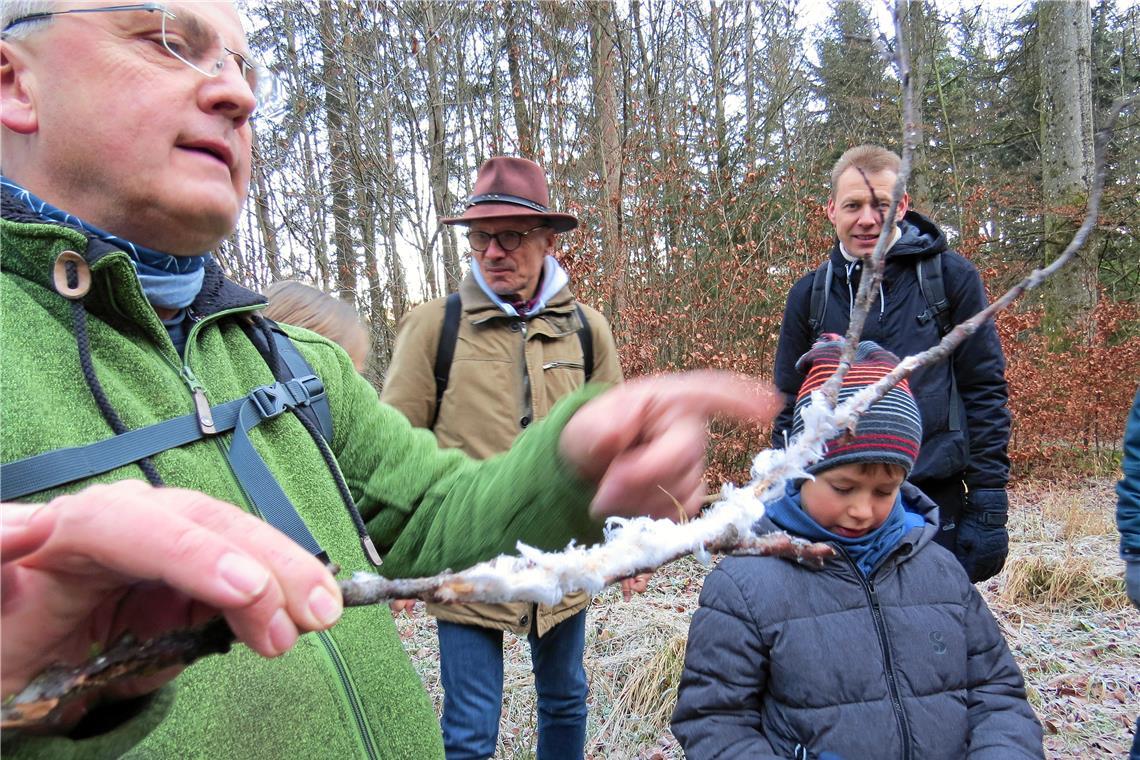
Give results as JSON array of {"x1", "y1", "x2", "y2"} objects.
[
  {"x1": 161, "y1": 8, "x2": 283, "y2": 115},
  {"x1": 467, "y1": 231, "x2": 523, "y2": 252}
]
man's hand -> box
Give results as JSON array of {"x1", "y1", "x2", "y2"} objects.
[
  {"x1": 620, "y1": 573, "x2": 652, "y2": 602},
  {"x1": 1, "y1": 481, "x2": 342, "y2": 715},
  {"x1": 389, "y1": 599, "x2": 418, "y2": 616},
  {"x1": 956, "y1": 487, "x2": 1009, "y2": 583},
  {"x1": 560, "y1": 371, "x2": 778, "y2": 522},
  {"x1": 1125, "y1": 561, "x2": 1140, "y2": 611}
]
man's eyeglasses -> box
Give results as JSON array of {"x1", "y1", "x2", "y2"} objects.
[
  {"x1": 2, "y1": 3, "x2": 285, "y2": 117},
  {"x1": 466, "y1": 225, "x2": 548, "y2": 253}
]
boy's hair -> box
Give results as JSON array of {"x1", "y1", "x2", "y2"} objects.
[
  {"x1": 830, "y1": 145, "x2": 902, "y2": 200},
  {"x1": 792, "y1": 336, "x2": 922, "y2": 476},
  {"x1": 263, "y1": 281, "x2": 370, "y2": 370},
  {"x1": 848, "y1": 460, "x2": 909, "y2": 480}
]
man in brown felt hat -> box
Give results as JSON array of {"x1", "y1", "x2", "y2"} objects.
[{"x1": 382, "y1": 156, "x2": 644, "y2": 759}]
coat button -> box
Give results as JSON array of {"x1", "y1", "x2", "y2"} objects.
[
  {"x1": 519, "y1": 614, "x2": 530, "y2": 626},
  {"x1": 520, "y1": 416, "x2": 531, "y2": 428},
  {"x1": 510, "y1": 321, "x2": 522, "y2": 332}
]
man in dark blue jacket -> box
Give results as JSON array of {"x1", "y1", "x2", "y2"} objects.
[{"x1": 772, "y1": 144, "x2": 1011, "y2": 583}]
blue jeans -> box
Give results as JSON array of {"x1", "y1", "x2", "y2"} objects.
[{"x1": 437, "y1": 610, "x2": 589, "y2": 760}]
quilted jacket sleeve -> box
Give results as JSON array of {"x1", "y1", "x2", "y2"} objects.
[
  {"x1": 1116, "y1": 387, "x2": 1140, "y2": 559},
  {"x1": 962, "y1": 585, "x2": 1044, "y2": 759},
  {"x1": 771, "y1": 273, "x2": 815, "y2": 449},
  {"x1": 945, "y1": 254, "x2": 1010, "y2": 490},
  {"x1": 671, "y1": 564, "x2": 781, "y2": 760}
]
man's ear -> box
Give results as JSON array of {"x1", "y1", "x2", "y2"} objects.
[
  {"x1": 896, "y1": 191, "x2": 910, "y2": 219},
  {"x1": 825, "y1": 196, "x2": 837, "y2": 226},
  {"x1": 1, "y1": 43, "x2": 39, "y2": 135}
]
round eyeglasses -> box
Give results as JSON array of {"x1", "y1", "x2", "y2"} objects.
[
  {"x1": 465, "y1": 225, "x2": 548, "y2": 253},
  {"x1": 1, "y1": 3, "x2": 285, "y2": 118}
]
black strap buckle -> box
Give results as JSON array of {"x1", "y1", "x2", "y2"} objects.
[
  {"x1": 249, "y1": 375, "x2": 326, "y2": 420},
  {"x1": 977, "y1": 511, "x2": 1008, "y2": 527}
]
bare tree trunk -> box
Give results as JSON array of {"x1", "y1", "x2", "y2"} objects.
[
  {"x1": 588, "y1": 0, "x2": 625, "y2": 321},
  {"x1": 249, "y1": 127, "x2": 282, "y2": 283},
  {"x1": 1039, "y1": 0, "x2": 1096, "y2": 340},
  {"x1": 904, "y1": 1, "x2": 931, "y2": 212},
  {"x1": 319, "y1": 0, "x2": 357, "y2": 304},
  {"x1": 504, "y1": 1, "x2": 536, "y2": 159},
  {"x1": 421, "y1": 2, "x2": 461, "y2": 293}
]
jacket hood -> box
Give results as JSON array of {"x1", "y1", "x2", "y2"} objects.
[
  {"x1": 458, "y1": 268, "x2": 576, "y2": 323},
  {"x1": 755, "y1": 480, "x2": 941, "y2": 571},
  {"x1": 829, "y1": 209, "x2": 947, "y2": 272}
]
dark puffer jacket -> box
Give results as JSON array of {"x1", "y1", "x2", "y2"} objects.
[
  {"x1": 772, "y1": 211, "x2": 1010, "y2": 490},
  {"x1": 671, "y1": 484, "x2": 1043, "y2": 760}
]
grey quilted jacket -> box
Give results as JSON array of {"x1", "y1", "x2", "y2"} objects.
[{"x1": 671, "y1": 483, "x2": 1043, "y2": 760}]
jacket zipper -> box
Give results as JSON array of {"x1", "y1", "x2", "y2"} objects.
[
  {"x1": 317, "y1": 630, "x2": 381, "y2": 760},
  {"x1": 840, "y1": 548, "x2": 913, "y2": 760},
  {"x1": 542, "y1": 360, "x2": 584, "y2": 371},
  {"x1": 519, "y1": 319, "x2": 533, "y2": 426},
  {"x1": 176, "y1": 307, "x2": 382, "y2": 759}
]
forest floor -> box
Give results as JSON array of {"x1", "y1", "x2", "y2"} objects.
[{"x1": 394, "y1": 477, "x2": 1139, "y2": 759}]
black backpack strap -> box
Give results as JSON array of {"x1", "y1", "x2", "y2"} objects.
[
  {"x1": 807, "y1": 260, "x2": 833, "y2": 337},
  {"x1": 914, "y1": 253, "x2": 962, "y2": 430},
  {"x1": 431, "y1": 292, "x2": 463, "y2": 430},
  {"x1": 916, "y1": 253, "x2": 952, "y2": 337},
  {"x1": 574, "y1": 303, "x2": 594, "y2": 381}
]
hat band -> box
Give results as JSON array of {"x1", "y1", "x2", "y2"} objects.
[{"x1": 466, "y1": 193, "x2": 549, "y2": 214}]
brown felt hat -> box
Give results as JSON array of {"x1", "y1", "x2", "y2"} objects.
[{"x1": 441, "y1": 156, "x2": 578, "y2": 233}]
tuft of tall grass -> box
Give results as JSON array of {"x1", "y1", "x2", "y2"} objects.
[{"x1": 998, "y1": 550, "x2": 1128, "y2": 611}]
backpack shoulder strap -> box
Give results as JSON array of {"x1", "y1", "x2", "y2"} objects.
[
  {"x1": 574, "y1": 303, "x2": 594, "y2": 381},
  {"x1": 807, "y1": 260, "x2": 833, "y2": 337},
  {"x1": 915, "y1": 252, "x2": 952, "y2": 336},
  {"x1": 431, "y1": 292, "x2": 463, "y2": 429}
]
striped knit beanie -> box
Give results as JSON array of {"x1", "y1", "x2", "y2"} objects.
[{"x1": 792, "y1": 336, "x2": 923, "y2": 475}]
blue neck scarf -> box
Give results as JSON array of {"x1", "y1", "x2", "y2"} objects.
[
  {"x1": 765, "y1": 481, "x2": 925, "y2": 577},
  {"x1": 471, "y1": 255, "x2": 570, "y2": 318},
  {"x1": 2, "y1": 176, "x2": 208, "y2": 310}
]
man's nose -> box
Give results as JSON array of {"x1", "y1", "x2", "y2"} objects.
[
  {"x1": 856, "y1": 205, "x2": 879, "y2": 227},
  {"x1": 484, "y1": 239, "x2": 507, "y2": 258}
]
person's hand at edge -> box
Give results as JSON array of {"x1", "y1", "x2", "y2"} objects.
[
  {"x1": 560, "y1": 371, "x2": 779, "y2": 522},
  {"x1": 2, "y1": 481, "x2": 342, "y2": 724},
  {"x1": 956, "y1": 487, "x2": 1009, "y2": 583}
]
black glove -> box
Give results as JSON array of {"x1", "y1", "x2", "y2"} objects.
[{"x1": 955, "y1": 488, "x2": 1009, "y2": 583}]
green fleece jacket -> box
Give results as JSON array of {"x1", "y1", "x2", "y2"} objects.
[{"x1": 0, "y1": 208, "x2": 606, "y2": 759}]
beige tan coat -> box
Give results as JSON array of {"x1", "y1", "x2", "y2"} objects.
[{"x1": 381, "y1": 271, "x2": 622, "y2": 635}]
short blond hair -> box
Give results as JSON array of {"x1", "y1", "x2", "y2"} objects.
[
  {"x1": 263, "y1": 281, "x2": 370, "y2": 370},
  {"x1": 830, "y1": 145, "x2": 902, "y2": 200}
]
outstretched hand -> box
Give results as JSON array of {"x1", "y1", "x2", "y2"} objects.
[
  {"x1": 561, "y1": 371, "x2": 779, "y2": 522},
  {"x1": 1, "y1": 481, "x2": 342, "y2": 719}
]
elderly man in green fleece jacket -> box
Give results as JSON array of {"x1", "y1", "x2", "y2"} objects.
[{"x1": 0, "y1": 2, "x2": 776, "y2": 758}]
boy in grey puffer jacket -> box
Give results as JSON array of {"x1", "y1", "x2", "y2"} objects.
[{"x1": 672, "y1": 339, "x2": 1042, "y2": 760}]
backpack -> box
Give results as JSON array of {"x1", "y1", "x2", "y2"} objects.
[
  {"x1": 0, "y1": 320, "x2": 370, "y2": 563},
  {"x1": 429, "y1": 292, "x2": 594, "y2": 429},
  {"x1": 808, "y1": 252, "x2": 952, "y2": 338},
  {"x1": 806, "y1": 252, "x2": 960, "y2": 431}
]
